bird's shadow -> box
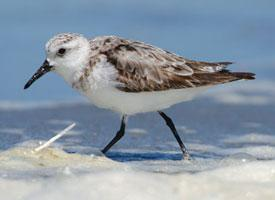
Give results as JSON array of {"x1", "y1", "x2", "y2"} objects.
[
  {"x1": 103, "y1": 151, "x2": 183, "y2": 162},
  {"x1": 102, "y1": 151, "x2": 224, "y2": 162}
]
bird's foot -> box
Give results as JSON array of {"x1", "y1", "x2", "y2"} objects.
[{"x1": 182, "y1": 151, "x2": 191, "y2": 161}]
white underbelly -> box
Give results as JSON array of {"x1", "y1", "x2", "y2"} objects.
[{"x1": 82, "y1": 86, "x2": 209, "y2": 115}]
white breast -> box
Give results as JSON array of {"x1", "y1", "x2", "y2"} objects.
[
  {"x1": 74, "y1": 56, "x2": 209, "y2": 115},
  {"x1": 84, "y1": 86, "x2": 207, "y2": 115}
]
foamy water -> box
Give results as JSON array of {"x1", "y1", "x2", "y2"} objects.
[{"x1": 0, "y1": 142, "x2": 274, "y2": 200}]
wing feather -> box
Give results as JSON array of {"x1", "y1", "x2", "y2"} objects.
[{"x1": 91, "y1": 36, "x2": 251, "y2": 92}]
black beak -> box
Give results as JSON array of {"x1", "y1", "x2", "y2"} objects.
[{"x1": 24, "y1": 60, "x2": 53, "y2": 89}]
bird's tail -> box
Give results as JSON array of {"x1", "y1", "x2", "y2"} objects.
[{"x1": 231, "y1": 72, "x2": 256, "y2": 80}]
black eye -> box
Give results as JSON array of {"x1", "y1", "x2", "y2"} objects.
[{"x1": 57, "y1": 48, "x2": 66, "y2": 55}]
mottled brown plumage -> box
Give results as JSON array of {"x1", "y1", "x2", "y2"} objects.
[{"x1": 88, "y1": 36, "x2": 254, "y2": 92}]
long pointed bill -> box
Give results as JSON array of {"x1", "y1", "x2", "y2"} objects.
[{"x1": 24, "y1": 60, "x2": 53, "y2": 89}]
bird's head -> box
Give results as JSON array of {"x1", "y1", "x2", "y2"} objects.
[{"x1": 24, "y1": 33, "x2": 90, "y2": 89}]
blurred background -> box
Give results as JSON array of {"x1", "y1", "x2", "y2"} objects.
[{"x1": 0, "y1": 0, "x2": 274, "y2": 102}]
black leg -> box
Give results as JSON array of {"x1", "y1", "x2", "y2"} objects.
[
  {"x1": 158, "y1": 111, "x2": 190, "y2": 160},
  {"x1": 101, "y1": 115, "x2": 127, "y2": 154}
]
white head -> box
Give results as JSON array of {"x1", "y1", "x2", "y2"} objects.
[{"x1": 24, "y1": 33, "x2": 91, "y2": 89}]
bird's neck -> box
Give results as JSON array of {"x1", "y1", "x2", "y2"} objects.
[{"x1": 54, "y1": 62, "x2": 87, "y2": 88}]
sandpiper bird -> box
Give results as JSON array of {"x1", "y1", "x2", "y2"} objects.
[{"x1": 24, "y1": 33, "x2": 255, "y2": 159}]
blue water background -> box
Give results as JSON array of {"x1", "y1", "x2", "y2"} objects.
[{"x1": 0, "y1": 0, "x2": 275, "y2": 101}]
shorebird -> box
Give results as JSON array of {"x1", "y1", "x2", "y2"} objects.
[{"x1": 24, "y1": 33, "x2": 255, "y2": 159}]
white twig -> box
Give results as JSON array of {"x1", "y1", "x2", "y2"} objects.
[{"x1": 34, "y1": 123, "x2": 76, "y2": 152}]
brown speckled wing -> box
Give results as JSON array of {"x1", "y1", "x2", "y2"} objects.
[{"x1": 95, "y1": 36, "x2": 254, "y2": 92}]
